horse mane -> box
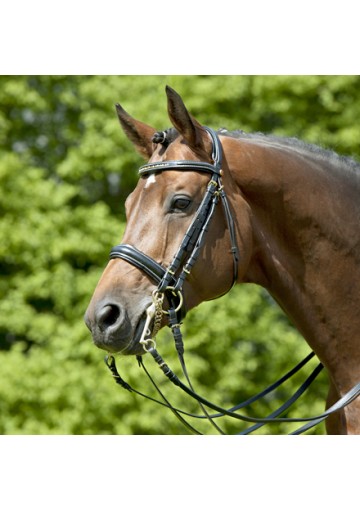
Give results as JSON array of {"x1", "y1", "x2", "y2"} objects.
[
  {"x1": 219, "y1": 128, "x2": 360, "y2": 175},
  {"x1": 156, "y1": 126, "x2": 360, "y2": 176}
]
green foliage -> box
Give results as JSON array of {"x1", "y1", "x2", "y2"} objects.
[{"x1": 1, "y1": 75, "x2": 359, "y2": 434}]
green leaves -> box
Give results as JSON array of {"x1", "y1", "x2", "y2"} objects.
[{"x1": 0, "y1": 75, "x2": 357, "y2": 434}]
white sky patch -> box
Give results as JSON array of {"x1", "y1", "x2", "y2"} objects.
[{"x1": 144, "y1": 174, "x2": 157, "y2": 188}]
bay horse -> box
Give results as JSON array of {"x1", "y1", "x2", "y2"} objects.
[{"x1": 85, "y1": 85, "x2": 360, "y2": 434}]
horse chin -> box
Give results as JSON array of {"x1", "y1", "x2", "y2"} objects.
[{"x1": 91, "y1": 329, "x2": 132, "y2": 355}]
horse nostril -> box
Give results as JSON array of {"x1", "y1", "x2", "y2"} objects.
[{"x1": 97, "y1": 304, "x2": 121, "y2": 332}]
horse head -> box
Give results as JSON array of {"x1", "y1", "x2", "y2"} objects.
[{"x1": 84, "y1": 86, "x2": 252, "y2": 355}]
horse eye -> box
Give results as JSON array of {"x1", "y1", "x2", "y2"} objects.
[{"x1": 171, "y1": 196, "x2": 191, "y2": 211}]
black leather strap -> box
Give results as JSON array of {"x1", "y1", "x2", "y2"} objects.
[
  {"x1": 109, "y1": 244, "x2": 185, "y2": 320},
  {"x1": 219, "y1": 189, "x2": 239, "y2": 285},
  {"x1": 110, "y1": 128, "x2": 239, "y2": 299},
  {"x1": 105, "y1": 126, "x2": 360, "y2": 435},
  {"x1": 139, "y1": 160, "x2": 221, "y2": 176},
  {"x1": 146, "y1": 345, "x2": 360, "y2": 428},
  {"x1": 109, "y1": 244, "x2": 167, "y2": 285},
  {"x1": 139, "y1": 126, "x2": 223, "y2": 177}
]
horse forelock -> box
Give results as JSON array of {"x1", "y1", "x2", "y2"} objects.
[{"x1": 153, "y1": 127, "x2": 178, "y2": 147}]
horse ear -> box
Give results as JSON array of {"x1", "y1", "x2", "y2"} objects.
[
  {"x1": 165, "y1": 85, "x2": 205, "y2": 150},
  {"x1": 115, "y1": 103, "x2": 156, "y2": 159}
]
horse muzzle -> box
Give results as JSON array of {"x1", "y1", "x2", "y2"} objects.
[
  {"x1": 84, "y1": 298, "x2": 150, "y2": 355},
  {"x1": 84, "y1": 244, "x2": 185, "y2": 355}
]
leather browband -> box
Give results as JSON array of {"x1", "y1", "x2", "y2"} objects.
[
  {"x1": 138, "y1": 125, "x2": 223, "y2": 177},
  {"x1": 139, "y1": 160, "x2": 221, "y2": 177}
]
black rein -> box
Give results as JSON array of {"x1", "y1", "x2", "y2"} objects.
[{"x1": 106, "y1": 127, "x2": 360, "y2": 435}]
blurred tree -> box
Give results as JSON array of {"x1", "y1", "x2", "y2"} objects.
[{"x1": 0, "y1": 75, "x2": 359, "y2": 434}]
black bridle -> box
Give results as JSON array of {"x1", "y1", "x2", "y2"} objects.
[
  {"x1": 109, "y1": 127, "x2": 239, "y2": 322},
  {"x1": 106, "y1": 127, "x2": 360, "y2": 434}
]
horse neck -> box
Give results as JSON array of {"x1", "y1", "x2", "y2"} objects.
[{"x1": 225, "y1": 135, "x2": 360, "y2": 377}]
